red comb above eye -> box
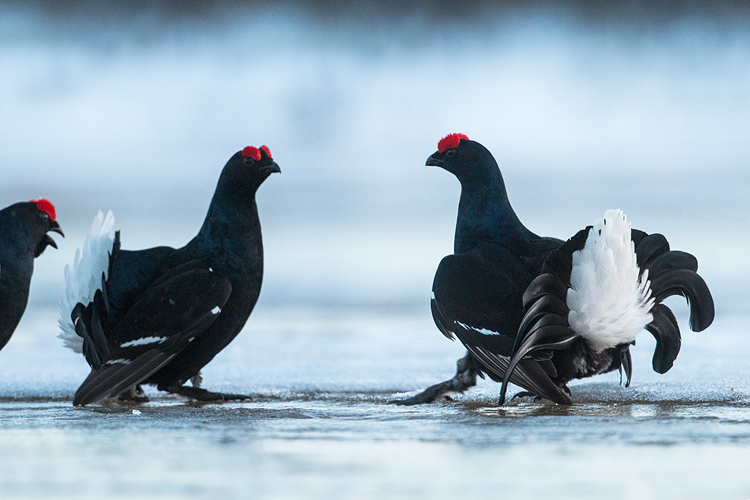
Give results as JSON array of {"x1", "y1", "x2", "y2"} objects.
[
  {"x1": 29, "y1": 198, "x2": 56, "y2": 221},
  {"x1": 242, "y1": 146, "x2": 261, "y2": 161},
  {"x1": 437, "y1": 133, "x2": 469, "y2": 153},
  {"x1": 260, "y1": 145, "x2": 272, "y2": 159}
]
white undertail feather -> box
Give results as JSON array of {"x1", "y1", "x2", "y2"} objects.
[
  {"x1": 566, "y1": 209, "x2": 654, "y2": 352},
  {"x1": 58, "y1": 211, "x2": 116, "y2": 353}
]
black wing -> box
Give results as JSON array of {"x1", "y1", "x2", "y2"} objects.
[
  {"x1": 104, "y1": 231, "x2": 178, "y2": 323},
  {"x1": 432, "y1": 243, "x2": 569, "y2": 404},
  {"x1": 72, "y1": 263, "x2": 232, "y2": 406}
]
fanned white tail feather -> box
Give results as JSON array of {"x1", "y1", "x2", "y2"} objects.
[
  {"x1": 58, "y1": 211, "x2": 116, "y2": 353},
  {"x1": 567, "y1": 209, "x2": 654, "y2": 352}
]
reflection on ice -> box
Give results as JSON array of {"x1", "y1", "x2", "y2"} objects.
[
  {"x1": 1, "y1": 303, "x2": 750, "y2": 498},
  {"x1": 2, "y1": 303, "x2": 750, "y2": 416}
]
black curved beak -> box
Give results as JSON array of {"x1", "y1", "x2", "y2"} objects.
[
  {"x1": 45, "y1": 221, "x2": 64, "y2": 250},
  {"x1": 425, "y1": 152, "x2": 444, "y2": 167},
  {"x1": 44, "y1": 235, "x2": 58, "y2": 250},
  {"x1": 49, "y1": 220, "x2": 65, "y2": 238},
  {"x1": 262, "y1": 162, "x2": 281, "y2": 175}
]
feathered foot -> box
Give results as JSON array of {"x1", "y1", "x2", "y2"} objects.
[
  {"x1": 393, "y1": 352, "x2": 478, "y2": 405},
  {"x1": 159, "y1": 384, "x2": 251, "y2": 402}
]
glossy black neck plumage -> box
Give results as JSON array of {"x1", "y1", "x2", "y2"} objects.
[
  {"x1": 452, "y1": 147, "x2": 534, "y2": 253},
  {"x1": 189, "y1": 157, "x2": 267, "y2": 268}
]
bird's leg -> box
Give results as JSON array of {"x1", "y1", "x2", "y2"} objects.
[
  {"x1": 394, "y1": 352, "x2": 479, "y2": 405},
  {"x1": 117, "y1": 385, "x2": 149, "y2": 403},
  {"x1": 158, "y1": 384, "x2": 251, "y2": 402}
]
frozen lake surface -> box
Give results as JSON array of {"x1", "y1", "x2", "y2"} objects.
[{"x1": 1, "y1": 305, "x2": 750, "y2": 499}]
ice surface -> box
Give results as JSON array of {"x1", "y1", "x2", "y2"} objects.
[{"x1": 1, "y1": 305, "x2": 750, "y2": 499}]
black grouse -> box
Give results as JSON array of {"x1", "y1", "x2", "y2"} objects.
[
  {"x1": 1, "y1": 199, "x2": 64, "y2": 352},
  {"x1": 397, "y1": 133, "x2": 714, "y2": 405},
  {"x1": 59, "y1": 146, "x2": 279, "y2": 406}
]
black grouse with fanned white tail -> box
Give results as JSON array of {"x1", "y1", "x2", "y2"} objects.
[
  {"x1": 59, "y1": 146, "x2": 279, "y2": 406},
  {"x1": 0, "y1": 199, "x2": 63, "y2": 354},
  {"x1": 397, "y1": 134, "x2": 714, "y2": 406},
  {"x1": 497, "y1": 209, "x2": 714, "y2": 404}
]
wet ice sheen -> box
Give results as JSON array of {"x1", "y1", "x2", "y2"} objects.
[
  {"x1": 1, "y1": 306, "x2": 750, "y2": 499},
  {"x1": 1, "y1": 396, "x2": 750, "y2": 500}
]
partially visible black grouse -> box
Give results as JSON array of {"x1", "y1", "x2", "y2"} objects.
[
  {"x1": 59, "y1": 146, "x2": 279, "y2": 406},
  {"x1": 397, "y1": 134, "x2": 714, "y2": 405},
  {"x1": 1, "y1": 199, "x2": 64, "y2": 352}
]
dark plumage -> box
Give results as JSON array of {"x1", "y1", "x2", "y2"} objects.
[
  {"x1": 0, "y1": 199, "x2": 63, "y2": 352},
  {"x1": 397, "y1": 134, "x2": 714, "y2": 406},
  {"x1": 62, "y1": 146, "x2": 279, "y2": 406}
]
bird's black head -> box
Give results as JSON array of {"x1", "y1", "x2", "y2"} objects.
[
  {"x1": 0, "y1": 199, "x2": 64, "y2": 258},
  {"x1": 220, "y1": 145, "x2": 281, "y2": 193},
  {"x1": 426, "y1": 133, "x2": 500, "y2": 184}
]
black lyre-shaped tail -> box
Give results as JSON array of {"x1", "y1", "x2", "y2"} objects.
[
  {"x1": 500, "y1": 227, "x2": 715, "y2": 404},
  {"x1": 71, "y1": 273, "x2": 112, "y2": 370}
]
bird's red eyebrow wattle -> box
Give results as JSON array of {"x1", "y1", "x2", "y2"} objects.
[
  {"x1": 242, "y1": 146, "x2": 261, "y2": 161},
  {"x1": 260, "y1": 145, "x2": 272, "y2": 159},
  {"x1": 437, "y1": 133, "x2": 469, "y2": 153},
  {"x1": 29, "y1": 198, "x2": 56, "y2": 221}
]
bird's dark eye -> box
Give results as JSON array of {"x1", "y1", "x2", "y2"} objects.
[
  {"x1": 243, "y1": 157, "x2": 255, "y2": 166},
  {"x1": 39, "y1": 212, "x2": 50, "y2": 221},
  {"x1": 446, "y1": 149, "x2": 456, "y2": 157}
]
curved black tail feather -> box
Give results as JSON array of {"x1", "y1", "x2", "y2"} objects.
[
  {"x1": 634, "y1": 233, "x2": 714, "y2": 332},
  {"x1": 499, "y1": 269, "x2": 578, "y2": 405},
  {"x1": 634, "y1": 232, "x2": 670, "y2": 267},
  {"x1": 645, "y1": 303, "x2": 681, "y2": 374},
  {"x1": 648, "y1": 269, "x2": 714, "y2": 332},
  {"x1": 645, "y1": 250, "x2": 698, "y2": 277}
]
